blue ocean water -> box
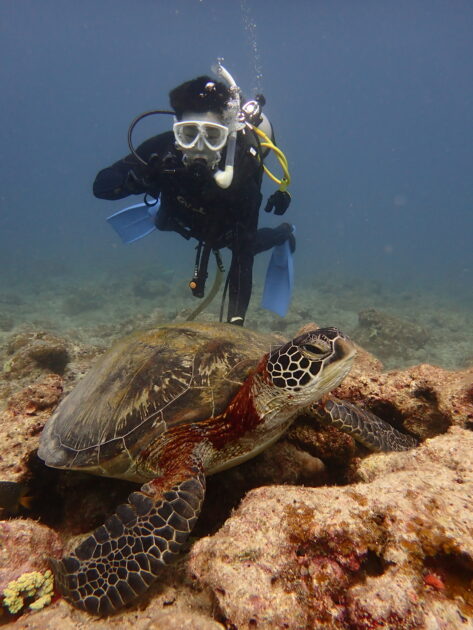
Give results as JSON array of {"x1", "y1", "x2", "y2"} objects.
[{"x1": 0, "y1": 1, "x2": 472, "y2": 338}]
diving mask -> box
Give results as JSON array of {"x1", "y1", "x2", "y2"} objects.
[{"x1": 173, "y1": 120, "x2": 229, "y2": 152}]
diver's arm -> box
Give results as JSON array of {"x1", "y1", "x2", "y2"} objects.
[
  {"x1": 93, "y1": 159, "x2": 140, "y2": 200},
  {"x1": 92, "y1": 132, "x2": 174, "y2": 200}
]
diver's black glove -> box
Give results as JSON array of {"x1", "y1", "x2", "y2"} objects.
[
  {"x1": 147, "y1": 153, "x2": 162, "y2": 177},
  {"x1": 264, "y1": 190, "x2": 291, "y2": 215},
  {"x1": 124, "y1": 169, "x2": 147, "y2": 194},
  {"x1": 125, "y1": 155, "x2": 162, "y2": 194}
]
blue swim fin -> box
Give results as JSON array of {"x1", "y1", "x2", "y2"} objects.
[
  {"x1": 106, "y1": 199, "x2": 160, "y2": 244},
  {"x1": 261, "y1": 226, "x2": 295, "y2": 317}
]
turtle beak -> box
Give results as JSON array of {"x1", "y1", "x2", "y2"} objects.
[
  {"x1": 332, "y1": 336, "x2": 357, "y2": 364},
  {"x1": 316, "y1": 336, "x2": 356, "y2": 395}
]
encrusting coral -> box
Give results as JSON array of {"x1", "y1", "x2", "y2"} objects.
[{"x1": 2, "y1": 569, "x2": 54, "y2": 614}]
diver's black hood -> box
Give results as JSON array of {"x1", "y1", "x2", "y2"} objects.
[{"x1": 169, "y1": 76, "x2": 231, "y2": 120}]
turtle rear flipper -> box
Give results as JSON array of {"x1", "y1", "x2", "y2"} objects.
[
  {"x1": 312, "y1": 398, "x2": 418, "y2": 452},
  {"x1": 51, "y1": 458, "x2": 206, "y2": 616}
]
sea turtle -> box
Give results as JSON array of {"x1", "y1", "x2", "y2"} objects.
[{"x1": 38, "y1": 322, "x2": 416, "y2": 616}]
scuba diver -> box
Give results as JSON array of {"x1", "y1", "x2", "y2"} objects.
[{"x1": 93, "y1": 62, "x2": 293, "y2": 326}]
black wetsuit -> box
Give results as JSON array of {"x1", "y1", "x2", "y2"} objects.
[{"x1": 93, "y1": 128, "x2": 291, "y2": 324}]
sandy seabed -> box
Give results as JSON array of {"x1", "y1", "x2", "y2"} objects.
[{"x1": 0, "y1": 263, "x2": 471, "y2": 372}]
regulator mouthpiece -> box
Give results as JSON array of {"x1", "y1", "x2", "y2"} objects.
[{"x1": 213, "y1": 131, "x2": 236, "y2": 189}]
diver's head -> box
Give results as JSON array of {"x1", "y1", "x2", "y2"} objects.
[
  {"x1": 170, "y1": 76, "x2": 231, "y2": 170},
  {"x1": 173, "y1": 111, "x2": 228, "y2": 169}
]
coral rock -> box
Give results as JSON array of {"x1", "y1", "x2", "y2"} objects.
[
  {"x1": 353, "y1": 308, "x2": 429, "y2": 361},
  {"x1": 0, "y1": 519, "x2": 63, "y2": 596},
  {"x1": 0, "y1": 374, "x2": 63, "y2": 479},
  {"x1": 145, "y1": 611, "x2": 224, "y2": 629},
  {"x1": 338, "y1": 358, "x2": 473, "y2": 439},
  {"x1": 3, "y1": 331, "x2": 70, "y2": 381},
  {"x1": 190, "y1": 428, "x2": 473, "y2": 629}
]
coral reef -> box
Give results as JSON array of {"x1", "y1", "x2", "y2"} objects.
[
  {"x1": 190, "y1": 428, "x2": 473, "y2": 629},
  {"x1": 3, "y1": 331, "x2": 70, "y2": 381},
  {"x1": 0, "y1": 374, "x2": 63, "y2": 479},
  {"x1": 0, "y1": 318, "x2": 471, "y2": 627},
  {"x1": 338, "y1": 352, "x2": 473, "y2": 439},
  {"x1": 0, "y1": 519, "x2": 62, "y2": 611},
  {"x1": 352, "y1": 308, "x2": 430, "y2": 362},
  {"x1": 144, "y1": 611, "x2": 224, "y2": 629}
]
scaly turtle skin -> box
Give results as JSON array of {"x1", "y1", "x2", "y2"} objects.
[
  {"x1": 313, "y1": 398, "x2": 417, "y2": 452},
  {"x1": 38, "y1": 322, "x2": 415, "y2": 616}
]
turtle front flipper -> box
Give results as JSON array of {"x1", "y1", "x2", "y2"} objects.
[
  {"x1": 311, "y1": 398, "x2": 418, "y2": 452},
  {"x1": 51, "y1": 459, "x2": 206, "y2": 616}
]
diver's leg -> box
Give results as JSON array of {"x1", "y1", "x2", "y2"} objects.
[
  {"x1": 253, "y1": 223, "x2": 295, "y2": 254},
  {"x1": 227, "y1": 227, "x2": 255, "y2": 326}
]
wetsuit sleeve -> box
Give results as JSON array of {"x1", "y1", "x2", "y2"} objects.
[
  {"x1": 92, "y1": 132, "x2": 174, "y2": 200},
  {"x1": 93, "y1": 159, "x2": 138, "y2": 200}
]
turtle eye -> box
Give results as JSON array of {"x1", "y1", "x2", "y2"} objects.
[{"x1": 302, "y1": 341, "x2": 330, "y2": 356}]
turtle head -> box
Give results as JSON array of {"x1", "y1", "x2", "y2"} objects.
[{"x1": 266, "y1": 327, "x2": 356, "y2": 405}]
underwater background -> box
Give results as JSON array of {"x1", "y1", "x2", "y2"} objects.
[{"x1": 1, "y1": 0, "x2": 472, "y2": 369}]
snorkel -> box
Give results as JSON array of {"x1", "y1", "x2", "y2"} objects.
[{"x1": 211, "y1": 60, "x2": 244, "y2": 189}]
